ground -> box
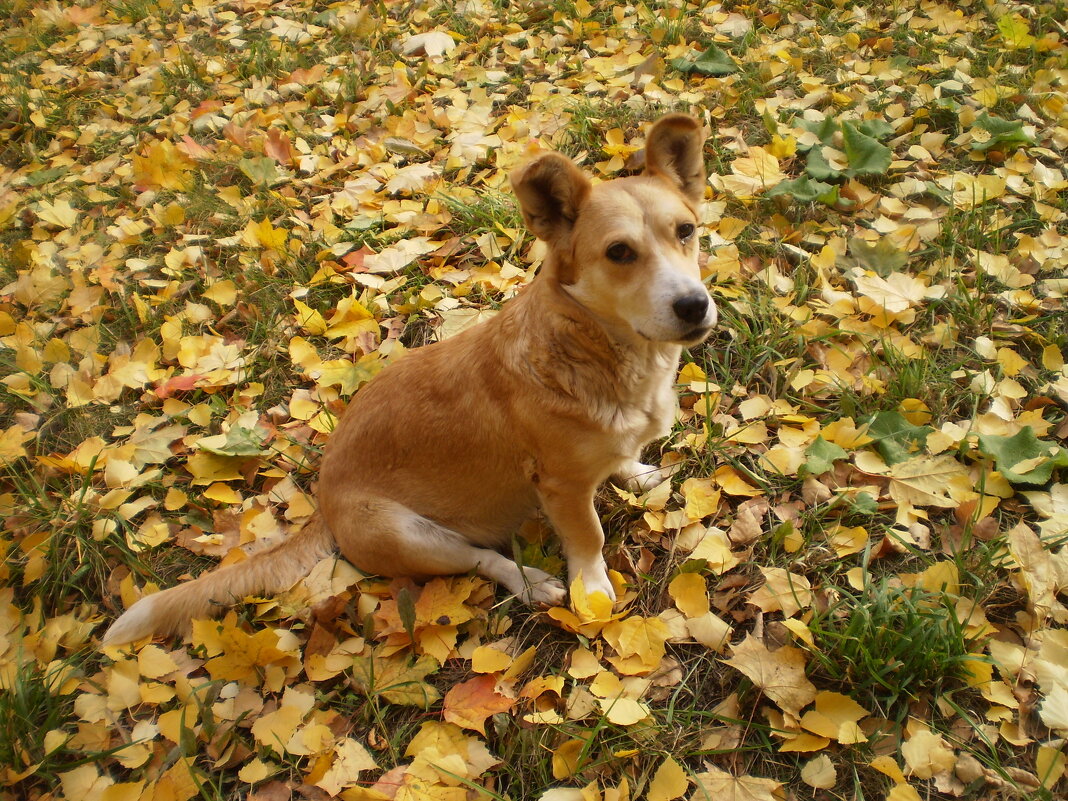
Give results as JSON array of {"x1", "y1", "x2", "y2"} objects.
[{"x1": 1, "y1": 1, "x2": 1068, "y2": 800}]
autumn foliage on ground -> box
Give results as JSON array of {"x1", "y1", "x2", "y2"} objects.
[{"x1": 2, "y1": 1, "x2": 1068, "y2": 800}]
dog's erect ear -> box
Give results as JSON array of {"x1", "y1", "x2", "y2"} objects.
[
  {"x1": 510, "y1": 153, "x2": 592, "y2": 243},
  {"x1": 644, "y1": 113, "x2": 706, "y2": 204}
]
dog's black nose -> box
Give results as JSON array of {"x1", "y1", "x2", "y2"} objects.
[{"x1": 672, "y1": 293, "x2": 709, "y2": 325}]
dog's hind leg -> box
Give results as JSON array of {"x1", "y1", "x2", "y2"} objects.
[{"x1": 329, "y1": 496, "x2": 566, "y2": 606}]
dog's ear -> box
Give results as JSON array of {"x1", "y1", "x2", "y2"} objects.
[
  {"x1": 644, "y1": 113, "x2": 706, "y2": 204},
  {"x1": 510, "y1": 153, "x2": 592, "y2": 243}
]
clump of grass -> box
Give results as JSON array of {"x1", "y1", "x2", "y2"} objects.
[
  {"x1": 805, "y1": 578, "x2": 975, "y2": 717},
  {"x1": 0, "y1": 655, "x2": 80, "y2": 783}
]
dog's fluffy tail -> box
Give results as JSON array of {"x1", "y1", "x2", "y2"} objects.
[{"x1": 102, "y1": 516, "x2": 336, "y2": 646}]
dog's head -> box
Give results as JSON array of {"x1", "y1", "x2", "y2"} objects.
[{"x1": 511, "y1": 113, "x2": 716, "y2": 346}]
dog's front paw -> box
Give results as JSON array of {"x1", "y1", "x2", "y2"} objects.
[
  {"x1": 616, "y1": 461, "x2": 667, "y2": 493},
  {"x1": 517, "y1": 567, "x2": 567, "y2": 606},
  {"x1": 574, "y1": 564, "x2": 616, "y2": 603}
]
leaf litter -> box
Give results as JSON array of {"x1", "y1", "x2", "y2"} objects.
[{"x1": 1, "y1": 1, "x2": 1068, "y2": 800}]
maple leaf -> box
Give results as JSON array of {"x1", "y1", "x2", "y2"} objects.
[
  {"x1": 315, "y1": 738, "x2": 379, "y2": 796},
  {"x1": 400, "y1": 30, "x2": 456, "y2": 57},
  {"x1": 191, "y1": 615, "x2": 299, "y2": 686},
  {"x1": 980, "y1": 428, "x2": 1068, "y2": 485},
  {"x1": 548, "y1": 575, "x2": 625, "y2": 637},
  {"x1": 723, "y1": 634, "x2": 817, "y2": 717},
  {"x1": 442, "y1": 674, "x2": 515, "y2": 735},
  {"x1": 749, "y1": 568, "x2": 813, "y2": 618},
  {"x1": 691, "y1": 766, "x2": 781, "y2": 801},
  {"x1": 602, "y1": 615, "x2": 671, "y2": 675},
  {"x1": 887, "y1": 455, "x2": 972, "y2": 509},
  {"x1": 405, "y1": 721, "x2": 500, "y2": 778},
  {"x1": 350, "y1": 652, "x2": 441, "y2": 708},
  {"x1": 132, "y1": 139, "x2": 194, "y2": 191}
]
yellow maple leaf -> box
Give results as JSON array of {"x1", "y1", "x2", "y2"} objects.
[
  {"x1": 36, "y1": 198, "x2": 78, "y2": 229},
  {"x1": 691, "y1": 765, "x2": 781, "y2": 801},
  {"x1": 242, "y1": 217, "x2": 289, "y2": 250},
  {"x1": 251, "y1": 702, "x2": 306, "y2": 756},
  {"x1": 132, "y1": 139, "x2": 194, "y2": 191},
  {"x1": 596, "y1": 696, "x2": 650, "y2": 726},
  {"x1": 602, "y1": 615, "x2": 670, "y2": 675},
  {"x1": 471, "y1": 644, "x2": 513, "y2": 674},
  {"x1": 690, "y1": 527, "x2": 741, "y2": 574},
  {"x1": 552, "y1": 739, "x2": 585, "y2": 779},
  {"x1": 723, "y1": 634, "x2": 817, "y2": 716},
  {"x1": 887, "y1": 455, "x2": 972, "y2": 508},
  {"x1": 749, "y1": 567, "x2": 812, "y2": 618},
  {"x1": 548, "y1": 575, "x2": 625, "y2": 637},
  {"x1": 326, "y1": 295, "x2": 379, "y2": 339},
  {"x1": 192, "y1": 614, "x2": 299, "y2": 685},
  {"x1": 315, "y1": 738, "x2": 378, "y2": 794},
  {"x1": 714, "y1": 465, "x2": 763, "y2": 496},
  {"x1": 293, "y1": 298, "x2": 328, "y2": 335}
]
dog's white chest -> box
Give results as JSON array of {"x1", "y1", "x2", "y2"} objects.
[{"x1": 608, "y1": 349, "x2": 679, "y2": 450}]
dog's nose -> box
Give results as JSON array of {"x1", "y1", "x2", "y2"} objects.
[{"x1": 672, "y1": 292, "x2": 709, "y2": 325}]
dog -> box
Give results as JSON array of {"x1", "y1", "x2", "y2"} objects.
[{"x1": 102, "y1": 113, "x2": 717, "y2": 645}]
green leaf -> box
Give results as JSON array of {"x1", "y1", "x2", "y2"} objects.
[
  {"x1": 26, "y1": 166, "x2": 69, "y2": 187},
  {"x1": 801, "y1": 436, "x2": 848, "y2": 477},
  {"x1": 196, "y1": 425, "x2": 268, "y2": 456},
  {"x1": 798, "y1": 117, "x2": 839, "y2": 147},
  {"x1": 979, "y1": 428, "x2": 1068, "y2": 485},
  {"x1": 238, "y1": 156, "x2": 281, "y2": 186},
  {"x1": 397, "y1": 586, "x2": 417, "y2": 643},
  {"x1": 865, "y1": 411, "x2": 933, "y2": 465},
  {"x1": 849, "y1": 492, "x2": 878, "y2": 515},
  {"x1": 972, "y1": 113, "x2": 1035, "y2": 152},
  {"x1": 767, "y1": 175, "x2": 838, "y2": 204},
  {"x1": 669, "y1": 44, "x2": 738, "y2": 76},
  {"x1": 761, "y1": 109, "x2": 779, "y2": 136},
  {"x1": 805, "y1": 145, "x2": 842, "y2": 180},
  {"x1": 842, "y1": 237, "x2": 908, "y2": 277},
  {"x1": 841, "y1": 122, "x2": 892, "y2": 176},
  {"x1": 857, "y1": 119, "x2": 894, "y2": 141}
]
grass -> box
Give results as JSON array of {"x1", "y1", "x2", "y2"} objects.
[
  {"x1": 806, "y1": 577, "x2": 975, "y2": 718},
  {"x1": 0, "y1": 655, "x2": 85, "y2": 783}
]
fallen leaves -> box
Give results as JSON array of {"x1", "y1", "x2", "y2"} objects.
[
  {"x1": 2, "y1": 0, "x2": 1067, "y2": 799},
  {"x1": 723, "y1": 634, "x2": 817, "y2": 718},
  {"x1": 442, "y1": 674, "x2": 515, "y2": 735}
]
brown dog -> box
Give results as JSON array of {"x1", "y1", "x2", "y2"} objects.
[{"x1": 103, "y1": 113, "x2": 716, "y2": 644}]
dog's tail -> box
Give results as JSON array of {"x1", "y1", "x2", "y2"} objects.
[{"x1": 101, "y1": 516, "x2": 337, "y2": 646}]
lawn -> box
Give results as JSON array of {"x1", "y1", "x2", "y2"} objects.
[{"x1": 1, "y1": 1, "x2": 1067, "y2": 800}]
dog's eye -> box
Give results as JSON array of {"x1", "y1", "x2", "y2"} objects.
[
  {"x1": 606, "y1": 242, "x2": 636, "y2": 263},
  {"x1": 676, "y1": 222, "x2": 696, "y2": 241}
]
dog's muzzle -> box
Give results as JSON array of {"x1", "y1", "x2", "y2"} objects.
[{"x1": 673, "y1": 292, "x2": 717, "y2": 343}]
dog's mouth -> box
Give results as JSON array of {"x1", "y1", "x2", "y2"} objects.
[
  {"x1": 635, "y1": 325, "x2": 714, "y2": 345},
  {"x1": 678, "y1": 325, "x2": 713, "y2": 345}
]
